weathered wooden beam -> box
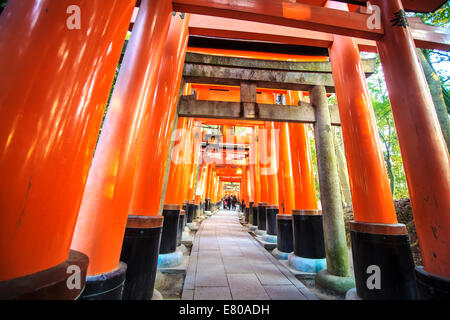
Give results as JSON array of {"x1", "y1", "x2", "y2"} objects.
[
  {"x1": 185, "y1": 52, "x2": 376, "y2": 74},
  {"x1": 178, "y1": 96, "x2": 341, "y2": 125},
  {"x1": 183, "y1": 64, "x2": 336, "y2": 92}
]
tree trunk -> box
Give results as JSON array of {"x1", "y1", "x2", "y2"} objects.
[
  {"x1": 333, "y1": 128, "x2": 352, "y2": 208},
  {"x1": 385, "y1": 152, "x2": 395, "y2": 196},
  {"x1": 417, "y1": 48, "x2": 450, "y2": 152}
]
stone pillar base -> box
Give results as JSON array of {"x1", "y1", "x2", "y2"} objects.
[
  {"x1": 315, "y1": 270, "x2": 355, "y2": 298},
  {"x1": 0, "y1": 250, "x2": 89, "y2": 300},
  {"x1": 182, "y1": 229, "x2": 194, "y2": 243},
  {"x1": 157, "y1": 249, "x2": 183, "y2": 269},
  {"x1": 247, "y1": 224, "x2": 257, "y2": 232},
  {"x1": 81, "y1": 262, "x2": 127, "y2": 300},
  {"x1": 151, "y1": 288, "x2": 163, "y2": 300},
  {"x1": 345, "y1": 287, "x2": 362, "y2": 300},
  {"x1": 177, "y1": 244, "x2": 188, "y2": 256},
  {"x1": 262, "y1": 234, "x2": 277, "y2": 244},
  {"x1": 255, "y1": 229, "x2": 267, "y2": 236},
  {"x1": 415, "y1": 266, "x2": 450, "y2": 300},
  {"x1": 272, "y1": 248, "x2": 291, "y2": 260},
  {"x1": 154, "y1": 270, "x2": 165, "y2": 291},
  {"x1": 187, "y1": 222, "x2": 199, "y2": 231},
  {"x1": 288, "y1": 252, "x2": 327, "y2": 273}
]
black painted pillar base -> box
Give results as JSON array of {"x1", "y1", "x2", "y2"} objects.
[
  {"x1": 182, "y1": 200, "x2": 188, "y2": 214},
  {"x1": 120, "y1": 215, "x2": 164, "y2": 300},
  {"x1": 292, "y1": 210, "x2": 326, "y2": 259},
  {"x1": 415, "y1": 266, "x2": 450, "y2": 300},
  {"x1": 248, "y1": 202, "x2": 254, "y2": 225},
  {"x1": 257, "y1": 202, "x2": 268, "y2": 231},
  {"x1": 244, "y1": 206, "x2": 250, "y2": 224},
  {"x1": 81, "y1": 262, "x2": 127, "y2": 300},
  {"x1": 205, "y1": 198, "x2": 211, "y2": 212},
  {"x1": 350, "y1": 221, "x2": 418, "y2": 300},
  {"x1": 200, "y1": 201, "x2": 205, "y2": 216},
  {"x1": 193, "y1": 204, "x2": 200, "y2": 219},
  {"x1": 251, "y1": 204, "x2": 258, "y2": 226},
  {"x1": 160, "y1": 204, "x2": 180, "y2": 255},
  {"x1": 186, "y1": 202, "x2": 195, "y2": 223},
  {"x1": 0, "y1": 250, "x2": 89, "y2": 300},
  {"x1": 276, "y1": 214, "x2": 293, "y2": 254},
  {"x1": 176, "y1": 210, "x2": 186, "y2": 247},
  {"x1": 266, "y1": 206, "x2": 279, "y2": 236}
]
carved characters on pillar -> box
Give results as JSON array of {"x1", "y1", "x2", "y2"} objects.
[{"x1": 390, "y1": 10, "x2": 408, "y2": 28}]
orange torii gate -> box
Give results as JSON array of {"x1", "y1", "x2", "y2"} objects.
[{"x1": 0, "y1": 0, "x2": 448, "y2": 301}]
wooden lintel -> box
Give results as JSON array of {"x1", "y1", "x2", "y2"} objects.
[
  {"x1": 183, "y1": 64, "x2": 337, "y2": 93},
  {"x1": 178, "y1": 96, "x2": 341, "y2": 126},
  {"x1": 184, "y1": 52, "x2": 376, "y2": 74}
]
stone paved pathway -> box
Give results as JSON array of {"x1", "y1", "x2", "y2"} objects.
[{"x1": 181, "y1": 210, "x2": 317, "y2": 300}]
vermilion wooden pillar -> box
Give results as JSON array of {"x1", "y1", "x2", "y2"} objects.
[
  {"x1": 325, "y1": 0, "x2": 406, "y2": 299},
  {"x1": 0, "y1": 0, "x2": 134, "y2": 299},
  {"x1": 129, "y1": 14, "x2": 190, "y2": 217},
  {"x1": 71, "y1": 0, "x2": 172, "y2": 299},
  {"x1": 275, "y1": 125, "x2": 286, "y2": 213},
  {"x1": 165, "y1": 118, "x2": 189, "y2": 205},
  {"x1": 119, "y1": 14, "x2": 189, "y2": 300},
  {"x1": 372, "y1": 0, "x2": 450, "y2": 299},
  {"x1": 286, "y1": 90, "x2": 318, "y2": 211},
  {"x1": 187, "y1": 120, "x2": 203, "y2": 202},
  {"x1": 259, "y1": 125, "x2": 270, "y2": 204},
  {"x1": 178, "y1": 118, "x2": 196, "y2": 204},
  {"x1": 327, "y1": 1, "x2": 397, "y2": 225},
  {"x1": 279, "y1": 121, "x2": 296, "y2": 215},
  {"x1": 251, "y1": 127, "x2": 261, "y2": 204},
  {"x1": 266, "y1": 122, "x2": 279, "y2": 206}
]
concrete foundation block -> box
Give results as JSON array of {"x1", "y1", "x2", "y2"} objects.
[
  {"x1": 272, "y1": 248, "x2": 291, "y2": 260},
  {"x1": 255, "y1": 229, "x2": 266, "y2": 236},
  {"x1": 157, "y1": 249, "x2": 183, "y2": 269},
  {"x1": 262, "y1": 234, "x2": 277, "y2": 244},
  {"x1": 345, "y1": 287, "x2": 362, "y2": 300},
  {"x1": 288, "y1": 252, "x2": 327, "y2": 274},
  {"x1": 151, "y1": 289, "x2": 163, "y2": 300}
]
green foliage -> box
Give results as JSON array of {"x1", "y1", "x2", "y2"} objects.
[
  {"x1": 367, "y1": 57, "x2": 410, "y2": 199},
  {"x1": 0, "y1": 0, "x2": 8, "y2": 14}
]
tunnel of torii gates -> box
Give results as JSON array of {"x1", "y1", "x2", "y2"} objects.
[{"x1": 0, "y1": 0, "x2": 449, "y2": 301}]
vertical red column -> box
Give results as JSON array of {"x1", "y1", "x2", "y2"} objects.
[
  {"x1": 259, "y1": 125, "x2": 270, "y2": 204},
  {"x1": 279, "y1": 121, "x2": 296, "y2": 215},
  {"x1": 71, "y1": 0, "x2": 172, "y2": 281},
  {"x1": 188, "y1": 120, "x2": 202, "y2": 202},
  {"x1": 327, "y1": 1, "x2": 397, "y2": 225},
  {"x1": 164, "y1": 118, "x2": 188, "y2": 206},
  {"x1": 372, "y1": 0, "x2": 450, "y2": 298},
  {"x1": 266, "y1": 122, "x2": 280, "y2": 206},
  {"x1": 129, "y1": 14, "x2": 190, "y2": 217},
  {"x1": 0, "y1": 0, "x2": 134, "y2": 298},
  {"x1": 288, "y1": 122, "x2": 318, "y2": 210}
]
